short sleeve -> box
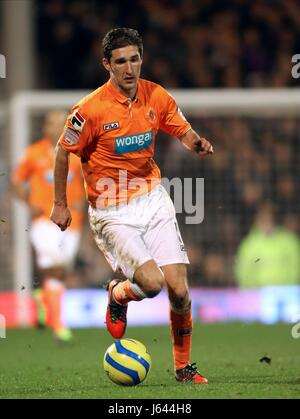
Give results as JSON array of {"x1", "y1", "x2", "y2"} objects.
[
  {"x1": 158, "y1": 87, "x2": 191, "y2": 138},
  {"x1": 59, "y1": 106, "x2": 94, "y2": 157}
]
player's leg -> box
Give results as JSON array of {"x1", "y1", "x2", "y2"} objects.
[
  {"x1": 162, "y1": 263, "x2": 207, "y2": 383},
  {"x1": 41, "y1": 265, "x2": 72, "y2": 341},
  {"x1": 106, "y1": 244, "x2": 165, "y2": 339},
  {"x1": 161, "y1": 263, "x2": 192, "y2": 370},
  {"x1": 89, "y1": 199, "x2": 166, "y2": 338},
  {"x1": 31, "y1": 220, "x2": 62, "y2": 335},
  {"x1": 30, "y1": 218, "x2": 79, "y2": 342},
  {"x1": 112, "y1": 259, "x2": 165, "y2": 305},
  {"x1": 32, "y1": 287, "x2": 47, "y2": 328},
  {"x1": 141, "y1": 185, "x2": 207, "y2": 383}
]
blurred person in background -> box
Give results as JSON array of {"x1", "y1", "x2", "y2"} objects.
[
  {"x1": 235, "y1": 202, "x2": 300, "y2": 288},
  {"x1": 203, "y1": 253, "x2": 227, "y2": 288},
  {"x1": 11, "y1": 110, "x2": 86, "y2": 342}
]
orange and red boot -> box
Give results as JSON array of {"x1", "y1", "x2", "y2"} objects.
[
  {"x1": 175, "y1": 363, "x2": 208, "y2": 384},
  {"x1": 106, "y1": 279, "x2": 128, "y2": 339}
]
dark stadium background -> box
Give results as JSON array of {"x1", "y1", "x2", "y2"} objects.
[
  {"x1": 0, "y1": 0, "x2": 299, "y2": 316},
  {"x1": 1, "y1": 0, "x2": 300, "y2": 401}
]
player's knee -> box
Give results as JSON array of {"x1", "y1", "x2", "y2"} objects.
[
  {"x1": 170, "y1": 289, "x2": 191, "y2": 313},
  {"x1": 139, "y1": 271, "x2": 165, "y2": 298},
  {"x1": 134, "y1": 262, "x2": 165, "y2": 298},
  {"x1": 144, "y1": 283, "x2": 163, "y2": 298}
]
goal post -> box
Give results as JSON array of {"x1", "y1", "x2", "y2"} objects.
[{"x1": 10, "y1": 88, "x2": 300, "y2": 326}]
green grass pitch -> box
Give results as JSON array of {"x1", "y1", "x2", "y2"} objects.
[{"x1": 0, "y1": 324, "x2": 300, "y2": 399}]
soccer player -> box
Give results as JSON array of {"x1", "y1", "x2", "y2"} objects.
[
  {"x1": 51, "y1": 28, "x2": 213, "y2": 382},
  {"x1": 12, "y1": 110, "x2": 85, "y2": 342}
]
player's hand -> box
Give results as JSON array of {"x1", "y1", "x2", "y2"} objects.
[
  {"x1": 194, "y1": 137, "x2": 214, "y2": 156},
  {"x1": 50, "y1": 204, "x2": 72, "y2": 231}
]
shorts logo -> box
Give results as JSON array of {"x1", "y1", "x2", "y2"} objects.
[
  {"x1": 103, "y1": 122, "x2": 119, "y2": 131},
  {"x1": 115, "y1": 130, "x2": 153, "y2": 155},
  {"x1": 70, "y1": 110, "x2": 86, "y2": 132},
  {"x1": 64, "y1": 127, "x2": 80, "y2": 145}
]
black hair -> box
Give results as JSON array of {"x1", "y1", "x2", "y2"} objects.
[{"x1": 102, "y1": 28, "x2": 143, "y2": 62}]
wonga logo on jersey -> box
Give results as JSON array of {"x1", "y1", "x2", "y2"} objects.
[{"x1": 115, "y1": 130, "x2": 153, "y2": 155}]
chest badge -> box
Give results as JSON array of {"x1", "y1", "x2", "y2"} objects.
[{"x1": 146, "y1": 107, "x2": 156, "y2": 124}]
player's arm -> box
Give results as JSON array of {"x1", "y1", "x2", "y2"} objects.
[
  {"x1": 157, "y1": 87, "x2": 213, "y2": 156},
  {"x1": 179, "y1": 128, "x2": 213, "y2": 157},
  {"x1": 11, "y1": 178, "x2": 29, "y2": 204},
  {"x1": 50, "y1": 143, "x2": 72, "y2": 231},
  {"x1": 11, "y1": 179, "x2": 43, "y2": 217},
  {"x1": 11, "y1": 152, "x2": 44, "y2": 217}
]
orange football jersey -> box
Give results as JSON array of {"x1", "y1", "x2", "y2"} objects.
[
  {"x1": 60, "y1": 79, "x2": 191, "y2": 208},
  {"x1": 12, "y1": 137, "x2": 85, "y2": 230}
]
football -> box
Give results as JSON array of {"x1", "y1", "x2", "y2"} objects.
[{"x1": 103, "y1": 339, "x2": 151, "y2": 386}]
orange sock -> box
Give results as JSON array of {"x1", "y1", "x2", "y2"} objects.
[
  {"x1": 170, "y1": 306, "x2": 193, "y2": 370},
  {"x1": 113, "y1": 280, "x2": 146, "y2": 305},
  {"x1": 43, "y1": 278, "x2": 65, "y2": 331}
]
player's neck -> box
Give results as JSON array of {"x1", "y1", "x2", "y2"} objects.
[{"x1": 111, "y1": 78, "x2": 137, "y2": 100}]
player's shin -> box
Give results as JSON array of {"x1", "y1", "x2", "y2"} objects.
[
  {"x1": 106, "y1": 279, "x2": 147, "y2": 339},
  {"x1": 32, "y1": 288, "x2": 47, "y2": 328},
  {"x1": 170, "y1": 302, "x2": 193, "y2": 370},
  {"x1": 43, "y1": 278, "x2": 65, "y2": 332},
  {"x1": 113, "y1": 279, "x2": 147, "y2": 305}
]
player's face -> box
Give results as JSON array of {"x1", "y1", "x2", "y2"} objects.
[{"x1": 103, "y1": 45, "x2": 142, "y2": 98}]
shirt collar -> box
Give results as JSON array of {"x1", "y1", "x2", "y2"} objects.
[{"x1": 106, "y1": 79, "x2": 139, "y2": 104}]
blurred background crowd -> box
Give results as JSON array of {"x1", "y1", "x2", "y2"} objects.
[
  {"x1": 164, "y1": 115, "x2": 300, "y2": 287},
  {"x1": 0, "y1": 0, "x2": 299, "y2": 292},
  {"x1": 36, "y1": 0, "x2": 300, "y2": 89}
]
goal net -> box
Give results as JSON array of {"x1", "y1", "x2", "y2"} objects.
[{"x1": 6, "y1": 88, "x2": 300, "y2": 325}]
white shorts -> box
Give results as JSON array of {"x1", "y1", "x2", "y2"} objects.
[
  {"x1": 30, "y1": 218, "x2": 80, "y2": 269},
  {"x1": 88, "y1": 184, "x2": 189, "y2": 279}
]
